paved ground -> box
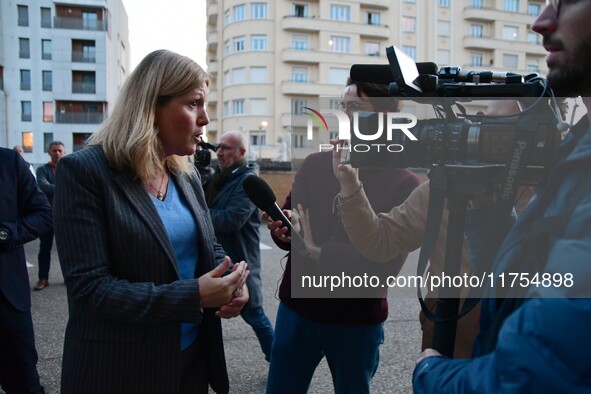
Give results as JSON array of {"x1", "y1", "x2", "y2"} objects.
[{"x1": 20, "y1": 226, "x2": 423, "y2": 394}]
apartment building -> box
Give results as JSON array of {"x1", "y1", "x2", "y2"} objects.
[
  {"x1": 0, "y1": 0, "x2": 129, "y2": 165},
  {"x1": 206, "y1": 0, "x2": 547, "y2": 160}
]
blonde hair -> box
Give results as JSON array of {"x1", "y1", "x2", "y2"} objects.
[{"x1": 87, "y1": 50, "x2": 209, "y2": 182}]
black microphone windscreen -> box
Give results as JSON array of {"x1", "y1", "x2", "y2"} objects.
[
  {"x1": 242, "y1": 175, "x2": 276, "y2": 210},
  {"x1": 350, "y1": 62, "x2": 439, "y2": 85}
]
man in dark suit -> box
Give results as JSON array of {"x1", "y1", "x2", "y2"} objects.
[
  {"x1": 34, "y1": 140, "x2": 65, "y2": 291},
  {"x1": 0, "y1": 147, "x2": 52, "y2": 393}
]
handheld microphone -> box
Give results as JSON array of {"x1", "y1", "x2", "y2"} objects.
[{"x1": 242, "y1": 176, "x2": 308, "y2": 255}]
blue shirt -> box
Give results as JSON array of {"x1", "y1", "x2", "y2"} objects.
[{"x1": 152, "y1": 177, "x2": 199, "y2": 350}]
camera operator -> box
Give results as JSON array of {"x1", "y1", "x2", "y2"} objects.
[{"x1": 410, "y1": 2, "x2": 591, "y2": 392}]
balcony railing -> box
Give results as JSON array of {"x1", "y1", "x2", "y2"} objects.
[
  {"x1": 72, "y1": 51, "x2": 96, "y2": 63},
  {"x1": 54, "y1": 16, "x2": 107, "y2": 31},
  {"x1": 72, "y1": 82, "x2": 96, "y2": 94},
  {"x1": 56, "y1": 112, "x2": 105, "y2": 124}
]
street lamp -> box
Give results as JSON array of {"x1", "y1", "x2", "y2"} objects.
[{"x1": 258, "y1": 120, "x2": 268, "y2": 160}]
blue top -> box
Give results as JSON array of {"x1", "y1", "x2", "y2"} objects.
[{"x1": 152, "y1": 177, "x2": 199, "y2": 350}]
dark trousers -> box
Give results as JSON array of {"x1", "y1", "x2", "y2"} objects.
[
  {"x1": 37, "y1": 229, "x2": 53, "y2": 280},
  {"x1": 180, "y1": 338, "x2": 209, "y2": 394},
  {"x1": 0, "y1": 292, "x2": 44, "y2": 394}
]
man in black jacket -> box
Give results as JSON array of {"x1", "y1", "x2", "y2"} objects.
[
  {"x1": 205, "y1": 130, "x2": 274, "y2": 361},
  {"x1": 0, "y1": 147, "x2": 52, "y2": 393}
]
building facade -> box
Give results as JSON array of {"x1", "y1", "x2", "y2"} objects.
[
  {"x1": 0, "y1": 0, "x2": 129, "y2": 165},
  {"x1": 205, "y1": 0, "x2": 547, "y2": 160}
]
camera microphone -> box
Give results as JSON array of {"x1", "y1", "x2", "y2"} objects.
[{"x1": 350, "y1": 63, "x2": 438, "y2": 85}]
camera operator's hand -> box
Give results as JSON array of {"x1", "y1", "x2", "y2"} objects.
[{"x1": 331, "y1": 140, "x2": 361, "y2": 198}]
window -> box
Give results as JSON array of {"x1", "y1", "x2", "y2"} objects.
[
  {"x1": 232, "y1": 67, "x2": 246, "y2": 84},
  {"x1": 293, "y1": 4, "x2": 308, "y2": 18},
  {"x1": 22, "y1": 101, "x2": 32, "y2": 122},
  {"x1": 436, "y1": 49, "x2": 451, "y2": 66},
  {"x1": 470, "y1": 53, "x2": 484, "y2": 66},
  {"x1": 329, "y1": 99, "x2": 341, "y2": 110},
  {"x1": 232, "y1": 99, "x2": 245, "y2": 115},
  {"x1": 293, "y1": 132, "x2": 307, "y2": 148},
  {"x1": 233, "y1": 36, "x2": 246, "y2": 52},
  {"x1": 73, "y1": 133, "x2": 92, "y2": 152},
  {"x1": 42, "y1": 71, "x2": 52, "y2": 91},
  {"x1": 223, "y1": 70, "x2": 230, "y2": 86},
  {"x1": 224, "y1": 40, "x2": 230, "y2": 55},
  {"x1": 43, "y1": 133, "x2": 54, "y2": 152},
  {"x1": 233, "y1": 4, "x2": 246, "y2": 21},
  {"x1": 502, "y1": 25, "x2": 519, "y2": 40},
  {"x1": 250, "y1": 98, "x2": 267, "y2": 115},
  {"x1": 251, "y1": 66, "x2": 267, "y2": 82},
  {"x1": 438, "y1": 0, "x2": 450, "y2": 7},
  {"x1": 291, "y1": 99, "x2": 308, "y2": 115},
  {"x1": 43, "y1": 102, "x2": 54, "y2": 122},
  {"x1": 503, "y1": 53, "x2": 518, "y2": 68},
  {"x1": 471, "y1": 24, "x2": 484, "y2": 37},
  {"x1": 472, "y1": 0, "x2": 484, "y2": 7},
  {"x1": 527, "y1": 32, "x2": 540, "y2": 44},
  {"x1": 402, "y1": 45, "x2": 416, "y2": 60},
  {"x1": 19, "y1": 38, "x2": 30, "y2": 58},
  {"x1": 402, "y1": 17, "x2": 416, "y2": 32},
  {"x1": 366, "y1": 11, "x2": 380, "y2": 25},
  {"x1": 504, "y1": 0, "x2": 519, "y2": 12},
  {"x1": 224, "y1": 11, "x2": 231, "y2": 25},
  {"x1": 437, "y1": 20, "x2": 451, "y2": 36},
  {"x1": 251, "y1": 3, "x2": 267, "y2": 19},
  {"x1": 250, "y1": 131, "x2": 267, "y2": 147},
  {"x1": 42, "y1": 39, "x2": 52, "y2": 60},
  {"x1": 82, "y1": 11, "x2": 98, "y2": 30},
  {"x1": 251, "y1": 35, "x2": 267, "y2": 51},
  {"x1": 18, "y1": 5, "x2": 29, "y2": 26},
  {"x1": 528, "y1": 3, "x2": 541, "y2": 15},
  {"x1": 329, "y1": 67, "x2": 349, "y2": 85},
  {"x1": 292, "y1": 34, "x2": 309, "y2": 50},
  {"x1": 20, "y1": 69, "x2": 31, "y2": 90},
  {"x1": 291, "y1": 67, "x2": 309, "y2": 83},
  {"x1": 329, "y1": 35, "x2": 350, "y2": 53},
  {"x1": 223, "y1": 101, "x2": 229, "y2": 116},
  {"x1": 365, "y1": 41, "x2": 380, "y2": 56},
  {"x1": 22, "y1": 132, "x2": 33, "y2": 153},
  {"x1": 72, "y1": 71, "x2": 96, "y2": 94},
  {"x1": 526, "y1": 63, "x2": 539, "y2": 73},
  {"x1": 82, "y1": 41, "x2": 96, "y2": 62},
  {"x1": 41, "y1": 7, "x2": 52, "y2": 28},
  {"x1": 330, "y1": 5, "x2": 350, "y2": 21}
]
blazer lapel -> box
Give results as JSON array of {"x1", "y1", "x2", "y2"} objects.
[{"x1": 111, "y1": 169, "x2": 179, "y2": 276}]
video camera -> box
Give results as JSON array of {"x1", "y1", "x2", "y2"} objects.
[{"x1": 348, "y1": 45, "x2": 564, "y2": 187}]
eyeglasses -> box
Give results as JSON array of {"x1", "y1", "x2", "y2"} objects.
[
  {"x1": 547, "y1": 0, "x2": 561, "y2": 15},
  {"x1": 216, "y1": 144, "x2": 239, "y2": 151}
]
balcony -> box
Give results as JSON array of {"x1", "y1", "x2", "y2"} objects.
[
  {"x1": 207, "y1": 30, "x2": 218, "y2": 52},
  {"x1": 281, "y1": 80, "x2": 342, "y2": 96},
  {"x1": 282, "y1": 16, "x2": 389, "y2": 38},
  {"x1": 463, "y1": 35, "x2": 547, "y2": 56},
  {"x1": 56, "y1": 111, "x2": 105, "y2": 124},
  {"x1": 54, "y1": 16, "x2": 108, "y2": 31},
  {"x1": 463, "y1": 6, "x2": 537, "y2": 24},
  {"x1": 207, "y1": 59, "x2": 218, "y2": 75},
  {"x1": 281, "y1": 113, "x2": 309, "y2": 128},
  {"x1": 72, "y1": 50, "x2": 96, "y2": 63},
  {"x1": 208, "y1": 2, "x2": 218, "y2": 25},
  {"x1": 359, "y1": 0, "x2": 391, "y2": 10},
  {"x1": 282, "y1": 48, "x2": 387, "y2": 65},
  {"x1": 72, "y1": 82, "x2": 96, "y2": 94}
]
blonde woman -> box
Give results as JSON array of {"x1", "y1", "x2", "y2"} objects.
[{"x1": 53, "y1": 50, "x2": 248, "y2": 394}]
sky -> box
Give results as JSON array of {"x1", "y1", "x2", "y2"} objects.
[{"x1": 121, "y1": 0, "x2": 207, "y2": 71}]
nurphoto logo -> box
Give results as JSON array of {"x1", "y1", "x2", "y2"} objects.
[{"x1": 302, "y1": 107, "x2": 418, "y2": 154}]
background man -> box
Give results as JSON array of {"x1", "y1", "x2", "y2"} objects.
[
  {"x1": 0, "y1": 147, "x2": 52, "y2": 393},
  {"x1": 413, "y1": 1, "x2": 591, "y2": 392},
  {"x1": 34, "y1": 141, "x2": 65, "y2": 291},
  {"x1": 204, "y1": 130, "x2": 274, "y2": 361}
]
